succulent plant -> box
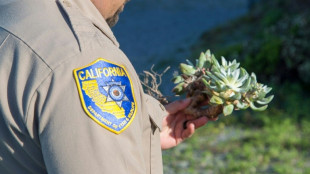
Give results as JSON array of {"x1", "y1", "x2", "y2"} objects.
[{"x1": 172, "y1": 50, "x2": 274, "y2": 119}]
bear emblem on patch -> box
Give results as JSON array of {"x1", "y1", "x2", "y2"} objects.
[{"x1": 73, "y1": 58, "x2": 137, "y2": 134}]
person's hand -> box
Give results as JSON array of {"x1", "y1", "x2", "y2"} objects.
[{"x1": 160, "y1": 98, "x2": 212, "y2": 150}]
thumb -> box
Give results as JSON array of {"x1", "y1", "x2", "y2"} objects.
[{"x1": 165, "y1": 98, "x2": 191, "y2": 114}]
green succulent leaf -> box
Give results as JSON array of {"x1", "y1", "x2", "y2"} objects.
[
  {"x1": 201, "y1": 78, "x2": 209, "y2": 86},
  {"x1": 206, "y1": 71, "x2": 222, "y2": 82},
  {"x1": 230, "y1": 92, "x2": 242, "y2": 100},
  {"x1": 265, "y1": 87, "x2": 272, "y2": 94},
  {"x1": 211, "y1": 54, "x2": 220, "y2": 68},
  {"x1": 223, "y1": 104, "x2": 234, "y2": 116},
  {"x1": 172, "y1": 82, "x2": 185, "y2": 94},
  {"x1": 195, "y1": 59, "x2": 199, "y2": 68},
  {"x1": 211, "y1": 65, "x2": 221, "y2": 74},
  {"x1": 172, "y1": 75, "x2": 184, "y2": 84},
  {"x1": 250, "y1": 102, "x2": 268, "y2": 111},
  {"x1": 238, "y1": 68, "x2": 249, "y2": 84},
  {"x1": 204, "y1": 54, "x2": 212, "y2": 69},
  {"x1": 180, "y1": 63, "x2": 196, "y2": 75},
  {"x1": 250, "y1": 73, "x2": 257, "y2": 85},
  {"x1": 210, "y1": 96, "x2": 224, "y2": 105},
  {"x1": 256, "y1": 95, "x2": 274, "y2": 105},
  {"x1": 257, "y1": 91, "x2": 267, "y2": 100},
  {"x1": 239, "y1": 67, "x2": 248, "y2": 77},
  {"x1": 214, "y1": 71, "x2": 230, "y2": 84},
  {"x1": 228, "y1": 61, "x2": 240, "y2": 71},
  {"x1": 198, "y1": 52, "x2": 207, "y2": 68},
  {"x1": 219, "y1": 91, "x2": 239, "y2": 100},
  {"x1": 201, "y1": 78, "x2": 216, "y2": 91},
  {"x1": 239, "y1": 77, "x2": 251, "y2": 92},
  {"x1": 205, "y1": 49, "x2": 211, "y2": 57},
  {"x1": 232, "y1": 69, "x2": 240, "y2": 83},
  {"x1": 202, "y1": 78, "x2": 219, "y2": 91},
  {"x1": 236, "y1": 101, "x2": 249, "y2": 110},
  {"x1": 221, "y1": 56, "x2": 227, "y2": 67},
  {"x1": 219, "y1": 91, "x2": 229, "y2": 99},
  {"x1": 214, "y1": 81, "x2": 227, "y2": 92},
  {"x1": 203, "y1": 74, "x2": 211, "y2": 80}
]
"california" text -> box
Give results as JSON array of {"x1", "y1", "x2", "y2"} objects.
[{"x1": 78, "y1": 67, "x2": 127, "y2": 80}]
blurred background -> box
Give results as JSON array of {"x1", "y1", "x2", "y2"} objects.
[{"x1": 114, "y1": 0, "x2": 310, "y2": 173}]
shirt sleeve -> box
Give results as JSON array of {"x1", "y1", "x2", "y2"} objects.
[{"x1": 35, "y1": 55, "x2": 152, "y2": 174}]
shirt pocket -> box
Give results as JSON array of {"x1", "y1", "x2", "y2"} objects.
[
  {"x1": 145, "y1": 94, "x2": 166, "y2": 174},
  {"x1": 145, "y1": 94, "x2": 166, "y2": 132}
]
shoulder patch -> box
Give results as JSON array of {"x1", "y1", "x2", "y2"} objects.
[{"x1": 73, "y1": 58, "x2": 137, "y2": 134}]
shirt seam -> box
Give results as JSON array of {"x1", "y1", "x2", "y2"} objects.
[
  {"x1": 0, "y1": 27, "x2": 56, "y2": 134},
  {"x1": 23, "y1": 47, "x2": 98, "y2": 125},
  {"x1": 0, "y1": 32, "x2": 10, "y2": 49},
  {"x1": 23, "y1": 51, "x2": 81, "y2": 127},
  {"x1": 0, "y1": 27, "x2": 81, "y2": 124},
  {"x1": 24, "y1": 70, "x2": 54, "y2": 129},
  {"x1": 0, "y1": 27, "x2": 53, "y2": 71},
  {"x1": 0, "y1": 28, "x2": 56, "y2": 140}
]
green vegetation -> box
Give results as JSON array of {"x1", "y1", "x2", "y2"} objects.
[
  {"x1": 164, "y1": 118, "x2": 310, "y2": 174},
  {"x1": 163, "y1": 0, "x2": 310, "y2": 173}
]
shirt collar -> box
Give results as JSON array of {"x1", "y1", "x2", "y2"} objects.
[{"x1": 71, "y1": 0, "x2": 120, "y2": 47}]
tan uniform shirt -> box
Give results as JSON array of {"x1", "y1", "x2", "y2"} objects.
[{"x1": 0, "y1": 0, "x2": 167, "y2": 173}]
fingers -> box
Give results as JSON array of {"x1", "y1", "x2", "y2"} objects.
[
  {"x1": 188, "y1": 116, "x2": 208, "y2": 129},
  {"x1": 174, "y1": 113, "x2": 187, "y2": 145},
  {"x1": 178, "y1": 116, "x2": 208, "y2": 143},
  {"x1": 181, "y1": 117, "x2": 208, "y2": 140},
  {"x1": 182, "y1": 123, "x2": 195, "y2": 139},
  {"x1": 165, "y1": 98, "x2": 191, "y2": 114}
]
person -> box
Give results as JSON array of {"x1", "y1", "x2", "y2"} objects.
[{"x1": 0, "y1": 0, "x2": 212, "y2": 173}]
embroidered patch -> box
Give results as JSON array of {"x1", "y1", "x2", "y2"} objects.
[{"x1": 73, "y1": 58, "x2": 137, "y2": 134}]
